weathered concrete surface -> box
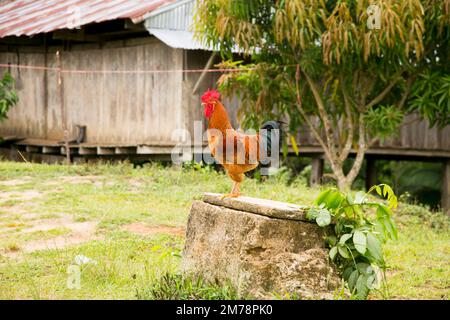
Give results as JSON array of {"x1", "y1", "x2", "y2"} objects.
[
  {"x1": 182, "y1": 194, "x2": 342, "y2": 299},
  {"x1": 202, "y1": 193, "x2": 309, "y2": 221}
]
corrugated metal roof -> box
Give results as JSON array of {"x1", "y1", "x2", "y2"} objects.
[
  {"x1": 149, "y1": 29, "x2": 213, "y2": 50},
  {"x1": 144, "y1": 0, "x2": 217, "y2": 51},
  {"x1": 144, "y1": 0, "x2": 242, "y2": 52},
  {"x1": 144, "y1": 0, "x2": 194, "y2": 31},
  {"x1": 0, "y1": 0, "x2": 176, "y2": 38}
]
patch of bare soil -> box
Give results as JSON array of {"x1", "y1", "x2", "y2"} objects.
[
  {"x1": 121, "y1": 222, "x2": 185, "y2": 237},
  {"x1": 0, "y1": 190, "x2": 42, "y2": 202},
  {"x1": 1, "y1": 216, "x2": 100, "y2": 257},
  {"x1": 21, "y1": 221, "x2": 100, "y2": 253},
  {"x1": 0, "y1": 190, "x2": 44, "y2": 220},
  {"x1": 44, "y1": 175, "x2": 101, "y2": 186},
  {"x1": 0, "y1": 176, "x2": 32, "y2": 186},
  {"x1": 127, "y1": 179, "x2": 145, "y2": 187},
  {"x1": 22, "y1": 216, "x2": 86, "y2": 233}
]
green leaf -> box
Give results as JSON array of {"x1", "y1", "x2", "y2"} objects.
[
  {"x1": 353, "y1": 231, "x2": 367, "y2": 254},
  {"x1": 316, "y1": 209, "x2": 331, "y2": 227},
  {"x1": 376, "y1": 205, "x2": 391, "y2": 218},
  {"x1": 385, "y1": 217, "x2": 398, "y2": 240},
  {"x1": 366, "y1": 275, "x2": 376, "y2": 290},
  {"x1": 375, "y1": 185, "x2": 382, "y2": 196},
  {"x1": 339, "y1": 233, "x2": 352, "y2": 245},
  {"x1": 315, "y1": 189, "x2": 332, "y2": 206},
  {"x1": 356, "y1": 274, "x2": 370, "y2": 299},
  {"x1": 343, "y1": 206, "x2": 354, "y2": 217},
  {"x1": 329, "y1": 246, "x2": 338, "y2": 260},
  {"x1": 315, "y1": 189, "x2": 344, "y2": 210},
  {"x1": 338, "y1": 245, "x2": 350, "y2": 259},
  {"x1": 306, "y1": 207, "x2": 319, "y2": 220},
  {"x1": 356, "y1": 262, "x2": 371, "y2": 274},
  {"x1": 348, "y1": 270, "x2": 359, "y2": 292},
  {"x1": 326, "y1": 235, "x2": 337, "y2": 247},
  {"x1": 373, "y1": 220, "x2": 387, "y2": 242},
  {"x1": 379, "y1": 214, "x2": 397, "y2": 240},
  {"x1": 325, "y1": 191, "x2": 344, "y2": 209},
  {"x1": 366, "y1": 232, "x2": 383, "y2": 262},
  {"x1": 334, "y1": 223, "x2": 343, "y2": 235},
  {"x1": 342, "y1": 267, "x2": 354, "y2": 281}
]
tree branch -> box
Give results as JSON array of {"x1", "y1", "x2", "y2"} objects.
[
  {"x1": 297, "y1": 67, "x2": 346, "y2": 182},
  {"x1": 339, "y1": 74, "x2": 354, "y2": 163},
  {"x1": 294, "y1": 66, "x2": 331, "y2": 161},
  {"x1": 302, "y1": 70, "x2": 339, "y2": 162},
  {"x1": 398, "y1": 76, "x2": 414, "y2": 109},
  {"x1": 365, "y1": 70, "x2": 405, "y2": 110},
  {"x1": 345, "y1": 113, "x2": 367, "y2": 186}
]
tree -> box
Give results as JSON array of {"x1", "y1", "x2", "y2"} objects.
[
  {"x1": 194, "y1": 0, "x2": 450, "y2": 191},
  {"x1": 0, "y1": 72, "x2": 18, "y2": 122}
]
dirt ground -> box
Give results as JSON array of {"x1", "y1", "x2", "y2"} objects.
[{"x1": 0, "y1": 175, "x2": 183, "y2": 257}]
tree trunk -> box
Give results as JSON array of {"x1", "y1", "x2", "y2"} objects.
[
  {"x1": 295, "y1": 70, "x2": 368, "y2": 193},
  {"x1": 337, "y1": 177, "x2": 351, "y2": 192}
]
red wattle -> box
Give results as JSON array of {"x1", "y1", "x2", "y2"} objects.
[{"x1": 204, "y1": 104, "x2": 214, "y2": 118}]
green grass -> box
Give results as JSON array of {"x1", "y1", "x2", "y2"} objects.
[
  {"x1": 0, "y1": 235, "x2": 183, "y2": 299},
  {"x1": 0, "y1": 160, "x2": 448, "y2": 299}
]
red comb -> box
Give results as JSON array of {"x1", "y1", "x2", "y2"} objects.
[{"x1": 201, "y1": 89, "x2": 220, "y2": 103}]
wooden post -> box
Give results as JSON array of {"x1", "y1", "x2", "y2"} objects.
[
  {"x1": 192, "y1": 52, "x2": 216, "y2": 94},
  {"x1": 310, "y1": 157, "x2": 324, "y2": 187},
  {"x1": 365, "y1": 158, "x2": 377, "y2": 190},
  {"x1": 43, "y1": 35, "x2": 48, "y2": 139},
  {"x1": 56, "y1": 51, "x2": 71, "y2": 164},
  {"x1": 442, "y1": 159, "x2": 450, "y2": 215}
]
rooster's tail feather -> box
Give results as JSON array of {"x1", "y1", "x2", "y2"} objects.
[{"x1": 260, "y1": 120, "x2": 284, "y2": 162}]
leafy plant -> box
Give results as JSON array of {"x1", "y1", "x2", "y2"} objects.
[
  {"x1": 307, "y1": 184, "x2": 398, "y2": 299},
  {"x1": 136, "y1": 273, "x2": 242, "y2": 300},
  {"x1": 0, "y1": 72, "x2": 18, "y2": 122},
  {"x1": 409, "y1": 73, "x2": 450, "y2": 128},
  {"x1": 365, "y1": 105, "x2": 405, "y2": 142}
]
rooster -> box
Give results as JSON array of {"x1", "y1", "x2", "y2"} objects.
[{"x1": 201, "y1": 89, "x2": 282, "y2": 198}]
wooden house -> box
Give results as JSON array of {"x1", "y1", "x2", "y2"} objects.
[{"x1": 0, "y1": 0, "x2": 231, "y2": 160}]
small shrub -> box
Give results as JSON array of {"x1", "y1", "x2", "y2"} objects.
[
  {"x1": 307, "y1": 184, "x2": 398, "y2": 299},
  {"x1": 0, "y1": 72, "x2": 18, "y2": 122},
  {"x1": 396, "y1": 202, "x2": 449, "y2": 230},
  {"x1": 136, "y1": 273, "x2": 241, "y2": 300}
]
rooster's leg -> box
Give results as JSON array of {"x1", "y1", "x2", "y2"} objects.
[{"x1": 220, "y1": 182, "x2": 241, "y2": 199}]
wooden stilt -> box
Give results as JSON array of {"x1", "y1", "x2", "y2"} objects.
[
  {"x1": 310, "y1": 157, "x2": 324, "y2": 187},
  {"x1": 442, "y1": 160, "x2": 450, "y2": 215},
  {"x1": 366, "y1": 158, "x2": 377, "y2": 190}
]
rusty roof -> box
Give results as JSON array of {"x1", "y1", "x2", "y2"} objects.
[{"x1": 0, "y1": 0, "x2": 176, "y2": 38}]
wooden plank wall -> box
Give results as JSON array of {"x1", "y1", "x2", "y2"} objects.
[
  {"x1": 0, "y1": 52, "x2": 47, "y2": 138},
  {"x1": 296, "y1": 114, "x2": 450, "y2": 152},
  {"x1": 0, "y1": 38, "x2": 184, "y2": 145}
]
